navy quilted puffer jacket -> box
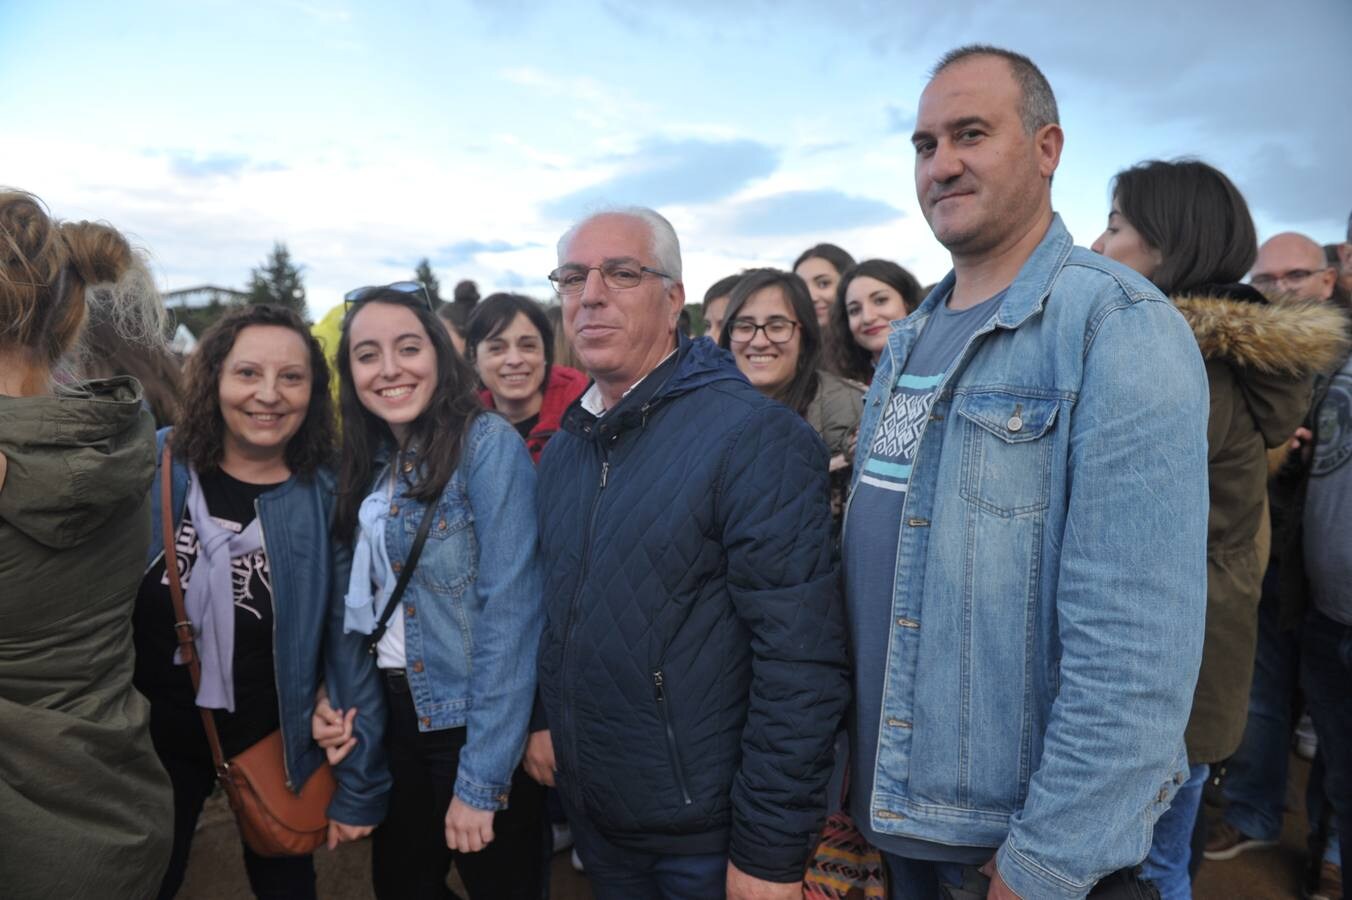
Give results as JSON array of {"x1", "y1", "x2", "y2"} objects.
[{"x1": 537, "y1": 334, "x2": 850, "y2": 882}]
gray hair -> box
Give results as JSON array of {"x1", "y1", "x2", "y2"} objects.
[
  {"x1": 557, "y1": 206, "x2": 683, "y2": 284},
  {"x1": 931, "y1": 44, "x2": 1059, "y2": 135}
]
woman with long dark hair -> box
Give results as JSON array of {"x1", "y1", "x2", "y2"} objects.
[
  {"x1": 326, "y1": 284, "x2": 544, "y2": 899},
  {"x1": 719, "y1": 268, "x2": 863, "y2": 524},
  {"x1": 1092, "y1": 159, "x2": 1349, "y2": 898},
  {"x1": 134, "y1": 303, "x2": 381, "y2": 899},
  {"x1": 831, "y1": 259, "x2": 924, "y2": 384}
]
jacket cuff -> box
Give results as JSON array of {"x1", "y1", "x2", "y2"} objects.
[
  {"x1": 996, "y1": 841, "x2": 1093, "y2": 900},
  {"x1": 454, "y1": 772, "x2": 513, "y2": 812},
  {"x1": 326, "y1": 782, "x2": 389, "y2": 828},
  {"x1": 728, "y1": 831, "x2": 812, "y2": 884}
]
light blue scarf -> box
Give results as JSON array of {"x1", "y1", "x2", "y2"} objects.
[
  {"x1": 176, "y1": 469, "x2": 264, "y2": 712},
  {"x1": 343, "y1": 487, "x2": 397, "y2": 635}
]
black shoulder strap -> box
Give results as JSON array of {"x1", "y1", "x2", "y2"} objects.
[{"x1": 366, "y1": 504, "x2": 436, "y2": 656}]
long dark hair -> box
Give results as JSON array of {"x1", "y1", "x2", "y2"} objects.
[
  {"x1": 718, "y1": 268, "x2": 822, "y2": 416},
  {"x1": 334, "y1": 292, "x2": 483, "y2": 540},
  {"x1": 832, "y1": 259, "x2": 923, "y2": 382},
  {"x1": 464, "y1": 292, "x2": 555, "y2": 394},
  {"x1": 793, "y1": 243, "x2": 855, "y2": 276},
  {"x1": 1111, "y1": 159, "x2": 1257, "y2": 295},
  {"x1": 175, "y1": 304, "x2": 335, "y2": 476}
]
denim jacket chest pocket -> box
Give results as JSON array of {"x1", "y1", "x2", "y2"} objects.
[
  {"x1": 403, "y1": 491, "x2": 478, "y2": 595},
  {"x1": 956, "y1": 390, "x2": 1059, "y2": 518}
]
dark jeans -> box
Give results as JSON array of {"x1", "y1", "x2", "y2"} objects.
[
  {"x1": 883, "y1": 854, "x2": 1159, "y2": 900},
  {"x1": 1301, "y1": 609, "x2": 1352, "y2": 875},
  {"x1": 373, "y1": 670, "x2": 548, "y2": 900},
  {"x1": 149, "y1": 712, "x2": 315, "y2": 900},
  {"x1": 560, "y1": 793, "x2": 727, "y2": 900}
]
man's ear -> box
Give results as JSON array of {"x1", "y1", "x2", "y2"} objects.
[{"x1": 667, "y1": 282, "x2": 686, "y2": 328}]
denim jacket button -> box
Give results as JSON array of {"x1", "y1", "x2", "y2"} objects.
[
  {"x1": 389, "y1": 504, "x2": 399, "y2": 516},
  {"x1": 392, "y1": 561, "x2": 403, "y2": 573},
  {"x1": 412, "y1": 660, "x2": 424, "y2": 673},
  {"x1": 896, "y1": 617, "x2": 920, "y2": 629},
  {"x1": 906, "y1": 517, "x2": 930, "y2": 527},
  {"x1": 406, "y1": 604, "x2": 415, "y2": 617},
  {"x1": 421, "y1": 716, "x2": 430, "y2": 728},
  {"x1": 498, "y1": 793, "x2": 510, "y2": 805},
  {"x1": 1006, "y1": 415, "x2": 1024, "y2": 432}
]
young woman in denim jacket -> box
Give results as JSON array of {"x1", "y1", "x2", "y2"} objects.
[
  {"x1": 135, "y1": 304, "x2": 385, "y2": 899},
  {"x1": 320, "y1": 284, "x2": 545, "y2": 899}
]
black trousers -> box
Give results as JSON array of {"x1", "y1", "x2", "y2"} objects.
[
  {"x1": 148, "y1": 706, "x2": 316, "y2": 900},
  {"x1": 373, "y1": 670, "x2": 548, "y2": 900}
]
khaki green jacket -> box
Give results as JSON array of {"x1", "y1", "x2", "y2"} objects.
[
  {"x1": 0, "y1": 377, "x2": 172, "y2": 897},
  {"x1": 1175, "y1": 295, "x2": 1349, "y2": 762}
]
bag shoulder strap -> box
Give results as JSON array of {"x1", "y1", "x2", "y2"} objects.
[
  {"x1": 366, "y1": 490, "x2": 436, "y2": 656},
  {"x1": 161, "y1": 441, "x2": 230, "y2": 775}
]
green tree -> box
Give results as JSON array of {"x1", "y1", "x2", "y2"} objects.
[
  {"x1": 415, "y1": 258, "x2": 442, "y2": 308},
  {"x1": 247, "y1": 241, "x2": 308, "y2": 320}
]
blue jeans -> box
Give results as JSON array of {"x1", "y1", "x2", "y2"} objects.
[
  {"x1": 564, "y1": 805, "x2": 727, "y2": 900},
  {"x1": 1222, "y1": 583, "x2": 1339, "y2": 862},
  {"x1": 1302, "y1": 609, "x2": 1352, "y2": 875},
  {"x1": 1143, "y1": 764, "x2": 1209, "y2": 899}
]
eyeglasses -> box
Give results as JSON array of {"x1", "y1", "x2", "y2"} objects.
[
  {"x1": 548, "y1": 263, "x2": 671, "y2": 295},
  {"x1": 727, "y1": 317, "x2": 800, "y2": 344},
  {"x1": 1251, "y1": 269, "x2": 1330, "y2": 291},
  {"x1": 344, "y1": 281, "x2": 432, "y2": 314}
]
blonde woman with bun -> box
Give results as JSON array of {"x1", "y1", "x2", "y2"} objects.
[{"x1": 0, "y1": 189, "x2": 174, "y2": 897}]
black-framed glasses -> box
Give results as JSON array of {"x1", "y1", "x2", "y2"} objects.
[
  {"x1": 1251, "y1": 269, "x2": 1330, "y2": 291},
  {"x1": 548, "y1": 263, "x2": 671, "y2": 295},
  {"x1": 727, "y1": 316, "x2": 800, "y2": 344},
  {"x1": 344, "y1": 280, "x2": 432, "y2": 314}
]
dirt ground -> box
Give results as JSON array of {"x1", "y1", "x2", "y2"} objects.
[{"x1": 180, "y1": 755, "x2": 1322, "y2": 899}]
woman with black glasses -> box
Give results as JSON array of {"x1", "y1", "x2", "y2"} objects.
[
  {"x1": 718, "y1": 268, "x2": 864, "y2": 526},
  {"x1": 318, "y1": 281, "x2": 545, "y2": 899}
]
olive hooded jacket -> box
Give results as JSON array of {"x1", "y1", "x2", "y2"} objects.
[
  {"x1": 0, "y1": 377, "x2": 172, "y2": 898},
  {"x1": 1174, "y1": 289, "x2": 1350, "y2": 762}
]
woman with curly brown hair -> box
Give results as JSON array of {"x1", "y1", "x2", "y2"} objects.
[
  {"x1": 133, "y1": 304, "x2": 388, "y2": 899},
  {"x1": 0, "y1": 189, "x2": 174, "y2": 898}
]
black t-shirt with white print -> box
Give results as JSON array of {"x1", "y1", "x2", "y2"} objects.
[{"x1": 133, "y1": 468, "x2": 285, "y2": 759}]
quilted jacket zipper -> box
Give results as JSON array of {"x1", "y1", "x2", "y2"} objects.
[{"x1": 652, "y1": 669, "x2": 692, "y2": 805}]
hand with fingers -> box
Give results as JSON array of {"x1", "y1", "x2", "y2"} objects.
[
  {"x1": 311, "y1": 689, "x2": 358, "y2": 765},
  {"x1": 445, "y1": 796, "x2": 496, "y2": 853}
]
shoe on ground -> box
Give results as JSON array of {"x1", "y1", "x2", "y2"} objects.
[
  {"x1": 1204, "y1": 820, "x2": 1279, "y2": 860},
  {"x1": 571, "y1": 847, "x2": 585, "y2": 872},
  {"x1": 1305, "y1": 861, "x2": 1343, "y2": 900}
]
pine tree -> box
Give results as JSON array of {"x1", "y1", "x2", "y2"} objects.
[
  {"x1": 246, "y1": 242, "x2": 308, "y2": 320},
  {"x1": 415, "y1": 258, "x2": 442, "y2": 308}
]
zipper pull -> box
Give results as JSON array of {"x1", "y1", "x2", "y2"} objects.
[
  {"x1": 653, "y1": 669, "x2": 664, "y2": 701},
  {"x1": 599, "y1": 461, "x2": 610, "y2": 489}
]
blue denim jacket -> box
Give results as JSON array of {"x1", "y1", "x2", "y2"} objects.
[
  {"x1": 148, "y1": 429, "x2": 390, "y2": 827},
  {"x1": 373, "y1": 412, "x2": 542, "y2": 811},
  {"x1": 847, "y1": 216, "x2": 1209, "y2": 899}
]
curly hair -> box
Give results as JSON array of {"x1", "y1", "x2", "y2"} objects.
[{"x1": 174, "y1": 304, "x2": 335, "y2": 476}]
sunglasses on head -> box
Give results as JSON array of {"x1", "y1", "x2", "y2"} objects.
[{"x1": 343, "y1": 281, "x2": 432, "y2": 314}]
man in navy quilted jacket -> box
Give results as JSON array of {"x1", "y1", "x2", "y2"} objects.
[{"x1": 523, "y1": 206, "x2": 849, "y2": 900}]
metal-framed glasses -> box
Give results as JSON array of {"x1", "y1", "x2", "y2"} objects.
[
  {"x1": 548, "y1": 263, "x2": 671, "y2": 295},
  {"x1": 727, "y1": 317, "x2": 800, "y2": 344},
  {"x1": 1250, "y1": 268, "x2": 1330, "y2": 291},
  {"x1": 344, "y1": 280, "x2": 433, "y2": 314}
]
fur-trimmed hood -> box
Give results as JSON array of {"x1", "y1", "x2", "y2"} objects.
[
  {"x1": 1173, "y1": 293, "x2": 1350, "y2": 378},
  {"x1": 1174, "y1": 289, "x2": 1351, "y2": 449}
]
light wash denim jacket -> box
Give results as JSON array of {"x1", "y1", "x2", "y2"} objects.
[
  {"x1": 847, "y1": 216, "x2": 1209, "y2": 899},
  {"x1": 375, "y1": 412, "x2": 542, "y2": 811}
]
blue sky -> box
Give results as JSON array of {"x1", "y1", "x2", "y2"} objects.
[{"x1": 2, "y1": 0, "x2": 1348, "y2": 320}]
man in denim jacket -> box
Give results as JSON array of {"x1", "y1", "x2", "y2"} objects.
[{"x1": 844, "y1": 45, "x2": 1209, "y2": 899}]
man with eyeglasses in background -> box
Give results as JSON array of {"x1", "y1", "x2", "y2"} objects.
[
  {"x1": 1251, "y1": 231, "x2": 1339, "y2": 303},
  {"x1": 523, "y1": 206, "x2": 848, "y2": 900}
]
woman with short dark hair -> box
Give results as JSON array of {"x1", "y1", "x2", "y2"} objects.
[
  {"x1": 464, "y1": 293, "x2": 587, "y2": 462},
  {"x1": 1092, "y1": 158, "x2": 1350, "y2": 898}
]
